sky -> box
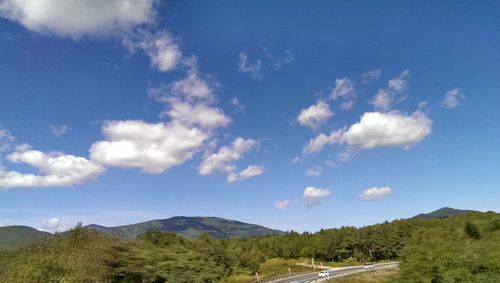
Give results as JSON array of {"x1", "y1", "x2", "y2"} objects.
[{"x1": 0, "y1": 0, "x2": 499, "y2": 233}]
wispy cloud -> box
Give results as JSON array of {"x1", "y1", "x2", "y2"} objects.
[
  {"x1": 49, "y1": 125, "x2": 70, "y2": 137},
  {"x1": 238, "y1": 52, "x2": 263, "y2": 79},
  {"x1": 441, "y1": 88, "x2": 465, "y2": 109},
  {"x1": 274, "y1": 199, "x2": 290, "y2": 209},
  {"x1": 371, "y1": 69, "x2": 410, "y2": 111},
  {"x1": 362, "y1": 69, "x2": 382, "y2": 84}
]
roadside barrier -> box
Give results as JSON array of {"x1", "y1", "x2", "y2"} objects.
[{"x1": 310, "y1": 262, "x2": 399, "y2": 282}]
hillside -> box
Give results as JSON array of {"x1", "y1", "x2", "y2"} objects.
[
  {"x1": 0, "y1": 226, "x2": 52, "y2": 249},
  {"x1": 413, "y1": 207, "x2": 477, "y2": 219},
  {"x1": 82, "y1": 216, "x2": 285, "y2": 239}
]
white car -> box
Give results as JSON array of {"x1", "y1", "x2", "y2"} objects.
[{"x1": 318, "y1": 271, "x2": 330, "y2": 277}]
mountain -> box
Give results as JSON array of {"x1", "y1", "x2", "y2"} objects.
[
  {"x1": 82, "y1": 216, "x2": 285, "y2": 240},
  {"x1": 0, "y1": 225, "x2": 52, "y2": 249},
  {"x1": 413, "y1": 207, "x2": 477, "y2": 220}
]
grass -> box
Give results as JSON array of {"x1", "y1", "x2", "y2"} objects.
[{"x1": 326, "y1": 268, "x2": 399, "y2": 283}]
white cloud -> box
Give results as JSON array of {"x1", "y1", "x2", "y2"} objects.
[
  {"x1": 238, "y1": 52, "x2": 263, "y2": 79},
  {"x1": 302, "y1": 130, "x2": 343, "y2": 155},
  {"x1": 341, "y1": 100, "x2": 355, "y2": 111},
  {"x1": 302, "y1": 110, "x2": 432, "y2": 156},
  {"x1": 227, "y1": 165, "x2": 264, "y2": 183},
  {"x1": 441, "y1": 88, "x2": 464, "y2": 109},
  {"x1": 149, "y1": 66, "x2": 231, "y2": 130},
  {"x1": 90, "y1": 120, "x2": 207, "y2": 174},
  {"x1": 372, "y1": 69, "x2": 410, "y2": 111},
  {"x1": 49, "y1": 125, "x2": 70, "y2": 137},
  {"x1": 198, "y1": 137, "x2": 257, "y2": 175},
  {"x1": 342, "y1": 111, "x2": 432, "y2": 149},
  {"x1": 273, "y1": 199, "x2": 290, "y2": 209},
  {"x1": 303, "y1": 186, "x2": 332, "y2": 207},
  {"x1": 359, "y1": 187, "x2": 392, "y2": 200},
  {"x1": 362, "y1": 69, "x2": 382, "y2": 84},
  {"x1": 0, "y1": 0, "x2": 155, "y2": 39},
  {"x1": 41, "y1": 217, "x2": 67, "y2": 233},
  {"x1": 297, "y1": 101, "x2": 333, "y2": 130},
  {"x1": 238, "y1": 165, "x2": 264, "y2": 180},
  {"x1": 166, "y1": 100, "x2": 231, "y2": 130},
  {"x1": 330, "y1": 78, "x2": 354, "y2": 100},
  {"x1": 0, "y1": 129, "x2": 15, "y2": 152},
  {"x1": 388, "y1": 69, "x2": 410, "y2": 92},
  {"x1": 371, "y1": 89, "x2": 392, "y2": 112},
  {"x1": 0, "y1": 1, "x2": 184, "y2": 73},
  {"x1": 0, "y1": 148, "x2": 104, "y2": 188},
  {"x1": 123, "y1": 30, "x2": 182, "y2": 72},
  {"x1": 164, "y1": 62, "x2": 213, "y2": 101},
  {"x1": 305, "y1": 165, "x2": 323, "y2": 176}
]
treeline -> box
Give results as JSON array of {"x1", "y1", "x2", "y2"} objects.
[{"x1": 1, "y1": 212, "x2": 499, "y2": 282}]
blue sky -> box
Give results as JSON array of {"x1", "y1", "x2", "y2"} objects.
[{"x1": 0, "y1": 0, "x2": 499, "y2": 233}]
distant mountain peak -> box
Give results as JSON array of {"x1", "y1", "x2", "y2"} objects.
[{"x1": 413, "y1": 207, "x2": 477, "y2": 219}]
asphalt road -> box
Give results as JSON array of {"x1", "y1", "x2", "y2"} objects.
[{"x1": 269, "y1": 263, "x2": 398, "y2": 283}]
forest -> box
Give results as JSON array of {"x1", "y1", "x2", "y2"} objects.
[{"x1": 1, "y1": 211, "x2": 499, "y2": 283}]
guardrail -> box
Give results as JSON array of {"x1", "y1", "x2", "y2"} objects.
[
  {"x1": 310, "y1": 262, "x2": 399, "y2": 282},
  {"x1": 253, "y1": 271, "x2": 314, "y2": 283}
]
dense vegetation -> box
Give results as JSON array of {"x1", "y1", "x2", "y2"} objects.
[{"x1": 1, "y1": 210, "x2": 499, "y2": 282}]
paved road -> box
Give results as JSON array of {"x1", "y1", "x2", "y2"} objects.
[{"x1": 269, "y1": 263, "x2": 398, "y2": 283}]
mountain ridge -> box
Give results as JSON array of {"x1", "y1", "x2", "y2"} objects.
[
  {"x1": 80, "y1": 216, "x2": 285, "y2": 240},
  {"x1": 0, "y1": 225, "x2": 52, "y2": 249},
  {"x1": 412, "y1": 207, "x2": 477, "y2": 219}
]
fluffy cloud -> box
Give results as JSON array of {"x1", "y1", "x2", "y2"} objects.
[
  {"x1": 441, "y1": 88, "x2": 465, "y2": 109},
  {"x1": 238, "y1": 52, "x2": 263, "y2": 79},
  {"x1": 167, "y1": 68, "x2": 214, "y2": 101},
  {"x1": 199, "y1": 137, "x2": 257, "y2": 175},
  {"x1": 273, "y1": 199, "x2": 290, "y2": 209},
  {"x1": 149, "y1": 66, "x2": 231, "y2": 130},
  {"x1": 342, "y1": 111, "x2": 432, "y2": 149},
  {"x1": 0, "y1": 148, "x2": 104, "y2": 188},
  {"x1": 303, "y1": 110, "x2": 432, "y2": 155},
  {"x1": 305, "y1": 165, "x2": 323, "y2": 176},
  {"x1": 0, "y1": 0, "x2": 155, "y2": 39},
  {"x1": 49, "y1": 125, "x2": 70, "y2": 137},
  {"x1": 166, "y1": 100, "x2": 231, "y2": 129},
  {"x1": 330, "y1": 78, "x2": 354, "y2": 100},
  {"x1": 297, "y1": 101, "x2": 333, "y2": 130},
  {"x1": 303, "y1": 186, "x2": 331, "y2": 207},
  {"x1": 372, "y1": 69, "x2": 410, "y2": 111},
  {"x1": 41, "y1": 217, "x2": 67, "y2": 233},
  {"x1": 362, "y1": 69, "x2": 382, "y2": 84},
  {"x1": 0, "y1": 1, "x2": 183, "y2": 72},
  {"x1": 359, "y1": 187, "x2": 392, "y2": 200},
  {"x1": 123, "y1": 30, "x2": 182, "y2": 72},
  {"x1": 90, "y1": 120, "x2": 207, "y2": 174},
  {"x1": 227, "y1": 165, "x2": 264, "y2": 183}
]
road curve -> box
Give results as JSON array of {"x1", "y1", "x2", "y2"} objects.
[{"x1": 268, "y1": 262, "x2": 399, "y2": 283}]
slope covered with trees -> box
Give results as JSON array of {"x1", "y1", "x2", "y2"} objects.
[{"x1": 1, "y1": 210, "x2": 499, "y2": 282}]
